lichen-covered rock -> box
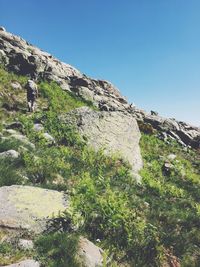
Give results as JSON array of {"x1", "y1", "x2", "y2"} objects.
[
  {"x1": 0, "y1": 186, "x2": 68, "y2": 233},
  {"x1": 62, "y1": 107, "x2": 143, "y2": 173},
  {"x1": 0, "y1": 149, "x2": 20, "y2": 159},
  {"x1": 42, "y1": 132, "x2": 55, "y2": 144},
  {"x1": 4, "y1": 260, "x2": 40, "y2": 267}
]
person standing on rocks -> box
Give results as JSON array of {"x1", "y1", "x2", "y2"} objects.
[{"x1": 25, "y1": 80, "x2": 38, "y2": 112}]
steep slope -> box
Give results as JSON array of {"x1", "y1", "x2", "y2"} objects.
[
  {"x1": 1, "y1": 27, "x2": 200, "y2": 150},
  {"x1": 0, "y1": 27, "x2": 200, "y2": 267}
]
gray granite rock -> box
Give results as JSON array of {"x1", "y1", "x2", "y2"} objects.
[
  {"x1": 0, "y1": 185, "x2": 68, "y2": 233},
  {"x1": 0, "y1": 149, "x2": 20, "y2": 159},
  {"x1": 62, "y1": 107, "x2": 143, "y2": 173}
]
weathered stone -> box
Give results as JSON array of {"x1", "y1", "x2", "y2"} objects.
[
  {"x1": 0, "y1": 186, "x2": 68, "y2": 233},
  {"x1": 10, "y1": 81, "x2": 22, "y2": 90},
  {"x1": 62, "y1": 107, "x2": 143, "y2": 173},
  {"x1": 0, "y1": 26, "x2": 6, "y2": 31},
  {"x1": 42, "y1": 132, "x2": 55, "y2": 144},
  {"x1": 76, "y1": 86, "x2": 94, "y2": 102},
  {"x1": 78, "y1": 237, "x2": 104, "y2": 267},
  {"x1": 33, "y1": 123, "x2": 44, "y2": 132},
  {"x1": 18, "y1": 239, "x2": 34, "y2": 250},
  {"x1": 4, "y1": 260, "x2": 40, "y2": 267},
  {"x1": 0, "y1": 30, "x2": 81, "y2": 80},
  {"x1": 134, "y1": 109, "x2": 200, "y2": 148},
  {"x1": 0, "y1": 149, "x2": 20, "y2": 159}
]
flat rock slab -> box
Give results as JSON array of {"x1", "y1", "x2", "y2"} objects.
[
  {"x1": 4, "y1": 260, "x2": 40, "y2": 267},
  {"x1": 0, "y1": 186, "x2": 68, "y2": 233}
]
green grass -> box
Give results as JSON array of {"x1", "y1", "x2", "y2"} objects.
[
  {"x1": 139, "y1": 134, "x2": 200, "y2": 266},
  {"x1": 0, "y1": 241, "x2": 33, "y2": 266},
  {"x1": 0, "y1": 67, "x2": 200, "y2": 266},
  {"x1": 34, "y1": 232, "x2": 80, "y2": 267},
  {"x1": 0, "y1": 158, "x2": 23, "y2": 186}
]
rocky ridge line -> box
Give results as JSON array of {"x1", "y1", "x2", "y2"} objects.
[{"x1": 0, "y1": 26, "x2": 200, "y2": 148}]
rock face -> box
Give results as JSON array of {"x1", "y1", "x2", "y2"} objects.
[
  {"x1": 0, "y1": 29, "x2": 129, "y2": 111},
  {"x1": 62, "y1": 107, "x2": 143, "y2": 173},
  {"x1": 132, "y1": 108, "x2": 200, "y2": 148},
  {"x1": 0, "y1": 186, "x2": 68, "y2": 233}
]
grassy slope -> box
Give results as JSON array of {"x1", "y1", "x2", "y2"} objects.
[{"x1": 0, "y1": 68, "x2": 199, "y2": 266}]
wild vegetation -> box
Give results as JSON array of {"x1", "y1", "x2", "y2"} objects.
[{"x1": 0, "y1": 67, "x2": 199, "y2": 266}]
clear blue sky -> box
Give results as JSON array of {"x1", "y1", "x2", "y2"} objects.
[{"x1": 1, "y1": 0, "x2": 200, "y2": 126}]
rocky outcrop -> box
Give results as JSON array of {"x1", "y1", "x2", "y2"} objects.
[
  {"x1": 0, "y1": 185, "x2": 68, "y2": 233},
  {"x1": 131, "y1": 108, "x2": 200, "y2": 148},
  {"x1": 61, "y1": 107, "x2": 143, "y2": 173},
  {"x1": 0, "y1": 29, "x2": 129, "y2": 111},
  {"x1": 0, "y1": 28, "x2": 199, "y2": 149}
]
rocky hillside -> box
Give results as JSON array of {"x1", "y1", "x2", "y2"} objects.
[{"x1": 0, "y1": 27, "x2": 200, "y2": 267}]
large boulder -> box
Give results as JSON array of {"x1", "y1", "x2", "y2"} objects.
[
  {"x1": 0, "y1": 149, "x2": 20, "y2": 159},
  {"x1": 62, "y1": 107, "x2": 143, "y2": 173},
  {"x1": 0, "y1": 186, "x2": 68, "y2": 233}
]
